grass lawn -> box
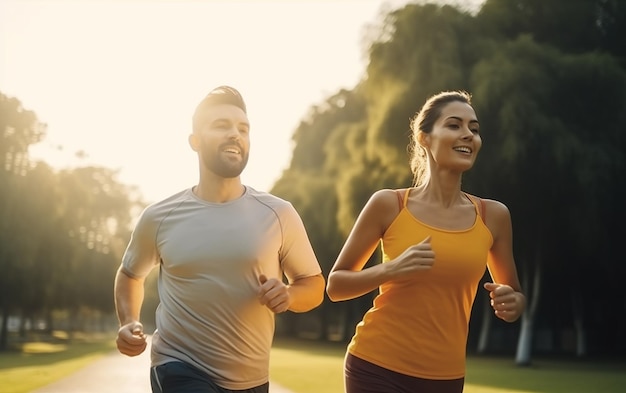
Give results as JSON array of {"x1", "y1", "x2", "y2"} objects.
[
  {"x1": 1, "y1": 333, "x2": 624, "y2": 393},
  {"x1": 270, "y1": 338, "x2": 626, "y2": 393},
  {"x1": 0, "y1": 332, "x2": 117, "y2": 393}
]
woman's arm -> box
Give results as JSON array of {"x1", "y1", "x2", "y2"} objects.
[
  {"x1": 327, "y1": 189, "x2": 435, "y2": 301},
  {"x1": 326, "y1": 190, "x2": 395, "y2": 301},
  {"x1": 483, "y1": 199, "x2": 526, "y2": 322}
]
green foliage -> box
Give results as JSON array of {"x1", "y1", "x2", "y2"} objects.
[
  {"x1": 470, "y1": 34, "x2": 626, "y2": 258},
  {"x1": 478, "y1": 0, "x2": 626, "y2": 59},
  {"x1": 366, "y1": 3, "x2": 469, "y2": 91},
  {"x1": 290, "y1": 88, "x2": 368, "y2": 174}
]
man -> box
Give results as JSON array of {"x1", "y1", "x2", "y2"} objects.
[{"x1": 114, "y1": 85, "x2": 325, "y2": 393}]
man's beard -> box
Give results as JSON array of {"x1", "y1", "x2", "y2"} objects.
[{"x1": 200, "y1": 146, "x2": 249, "y2": 178}]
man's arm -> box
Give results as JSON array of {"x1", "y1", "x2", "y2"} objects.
[
  {"x1": 286, "y1": 274, "x2": 325, "y2": 312},
  {"x1": 114, "y1": 267, "x2": 148, "y2": 356},
  {"x1": 262, "y1": 202, "x2": 325, "y2": 313},
  {"x1": 258, "y1": 273, "x2": 325, "y2": 313}
]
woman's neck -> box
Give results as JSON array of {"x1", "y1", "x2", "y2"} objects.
[{"x1": 414, "y1": 172, "x2": 464, "y2": 208}]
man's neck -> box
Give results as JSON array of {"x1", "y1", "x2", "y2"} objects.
[{"x1": 193, "y1": 178, "x2": 245, "y2": 203}]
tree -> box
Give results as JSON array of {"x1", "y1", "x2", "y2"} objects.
[
  {"x1": 468, "y1": 34, "x2": 626, "y2": 362},
  {"x1": 51, "y1": 166, "x2": 135, "y2": 330},
  {"x1": 477, "y1": 0, "x2": 626, "y2": 62},
  {"x1": 0, "y1": 92, "x2": 142, "y2": 348},
  {"x1": 0, "y1": 93, "x2": 46, "y2": 350}
]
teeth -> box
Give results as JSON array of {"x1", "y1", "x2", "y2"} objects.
[{"x1": 454, "y1": 147, "x2": 471, "y2": 153}]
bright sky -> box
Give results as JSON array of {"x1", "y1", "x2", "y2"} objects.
[{"x1": 1, "y1": 0, "x2": 481, "y2": 203}]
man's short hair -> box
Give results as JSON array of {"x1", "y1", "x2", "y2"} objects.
[{"x1": 193, "y1": 85, "x2": 247, "y2": 132}]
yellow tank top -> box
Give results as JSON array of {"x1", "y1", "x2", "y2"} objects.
[{"x1": 347, "y1": 189, "x2": 493, "y2": 380}]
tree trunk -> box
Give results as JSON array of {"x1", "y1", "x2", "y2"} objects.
[
  {"x1": 515, "y1": 314, "x2": 534, "y2": 365},
  {"x1": 0, "y1": 306, "x2": 9, "y2": 351},
  {"x1": 319, "y1": 301, "x2": 330, "y2": 341},
  {"x1": 574, "y1": 316, "x2": 586, "y2": 357},
  {"x1": 44, "y1": 309, "x2": 54, "y2": 334},
  {"x1": 18, "y1": 312, "x2": 28, "y2": 338},
  {"x1": 572, "y1": 288, "x2": 587, "y2": 357},
  {"x1": 515, "y1": 253, "x2": 542, "y2": 366},
  {"x1": 476, "y1": 292, "x2": 492, "y2": 354}
]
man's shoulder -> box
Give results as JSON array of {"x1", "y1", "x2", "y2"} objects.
[
  {"x1": 245, "y1": 187, "x2": 293, "y2": 210},
  {"x1": 142, "y1": 189, "x2": 191, "y2": 217}
]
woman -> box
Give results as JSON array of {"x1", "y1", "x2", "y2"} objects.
[{"x1": 326, "y1": 91, "x2": 526, "y2": 393}]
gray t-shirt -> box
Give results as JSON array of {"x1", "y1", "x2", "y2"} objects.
[{"x1": 122, "y1": 186, "x2": 321, "y2": 390}]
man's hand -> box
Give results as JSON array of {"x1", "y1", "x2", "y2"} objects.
[
  {"x1": 116, "y1": 321, "x2": 147, "y2": 356},
  {"x1": 258, "y1": 274, "x2": 291, "y2": 313}
]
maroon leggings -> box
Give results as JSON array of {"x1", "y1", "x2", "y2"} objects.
[{"x1": 344, "y1": 353, "x2": 464, "y2": 393}]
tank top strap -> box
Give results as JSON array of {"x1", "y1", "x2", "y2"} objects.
[
  {"x1": 395, "y1": 188, "x2": 411, "y2": 210},
  {"x1": 463, "y1": 192, "x2": 486, "y2": 220},
  {"x1": 395, "y1": 190, "x2": 403, "y2": 210},
  {"x1": 396, "y1": 190, "x2": 487, "y2": 220},
  {"x1": 403, "y1": 188, "x2": 411, "y2": 207}
]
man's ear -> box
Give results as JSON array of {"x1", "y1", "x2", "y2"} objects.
[
  {"x1": 188, "y1": 133, "x2": 199, "y2": 152},
  {"x1": 417, "y1": 131, "x2": 430, "y2": 148}
]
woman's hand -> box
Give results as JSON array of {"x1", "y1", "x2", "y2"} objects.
[
  {"x1": 385, "y1": 236, "x2": 435, "y2": 280},
  {"x1": 484, "y1": 282, "x2": 525, "y2": 322}
]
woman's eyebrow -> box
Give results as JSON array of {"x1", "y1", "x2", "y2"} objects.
[{"x1": 445, "y1": 116, "x2": 479, "y2": 124}]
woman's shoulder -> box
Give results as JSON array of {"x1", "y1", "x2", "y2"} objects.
[
  {"x1": 362, "y1": 189, "x2": 410, "y2": 222},
  {"x1": 361, "y1": 189, "x2": 406, "y2": 231},
  {"x1": 482, "y1": 198, "x2": 510, "y2": 215},
  {"x1": 472, "y1": 197, "x2": 512, "y2": 230},
  {"x1": 464, "y1": 193, "x2": 509, "y2": 212},
  {"x1": 369, "y1": 188, "x2": 406, "y2": 207}
]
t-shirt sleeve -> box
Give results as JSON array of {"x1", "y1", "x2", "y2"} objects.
[
  {"x1": 278, "y1": 202, "x2": 322, "y2": 282},
  {"x1": 121, "y1": 206, "x2": 160, "y2": 279}
]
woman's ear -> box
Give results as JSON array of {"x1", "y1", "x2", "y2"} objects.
[
  {"x1": 188, "y1": 133, "x2": 199, "y2": 152},
  {"x1": 417, "y1": 131, "x2": 430, "y2": 148}
]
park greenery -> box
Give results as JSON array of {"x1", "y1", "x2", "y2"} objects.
[
  {"x1": 0, "y1": 333, "x2": 117, "y2": 393},
  {"x1": 1, "y1": 0, "x2": 624, "y2": 373},
  {"x1": 0, "y1": 336, "x2": 624, "y2": 392}
]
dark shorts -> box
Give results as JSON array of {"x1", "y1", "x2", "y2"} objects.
[
  {"x1": 150, "y1": 361, "x2": 269, "y2": 393},
  {"x1": 345, "y1": 353, "x2": 464, "y2": 393}
]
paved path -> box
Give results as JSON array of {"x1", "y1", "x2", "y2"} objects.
[{"x1": 33, "y1": 338, "x2": 294, "y2": 393}]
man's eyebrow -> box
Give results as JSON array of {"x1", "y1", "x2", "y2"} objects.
[
  {"x1": 209, "y1": 120, "x2": 250, "y2": 131},
  {"x1": 210, "y1": 118, "x2": 250, "y2": 126}
]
